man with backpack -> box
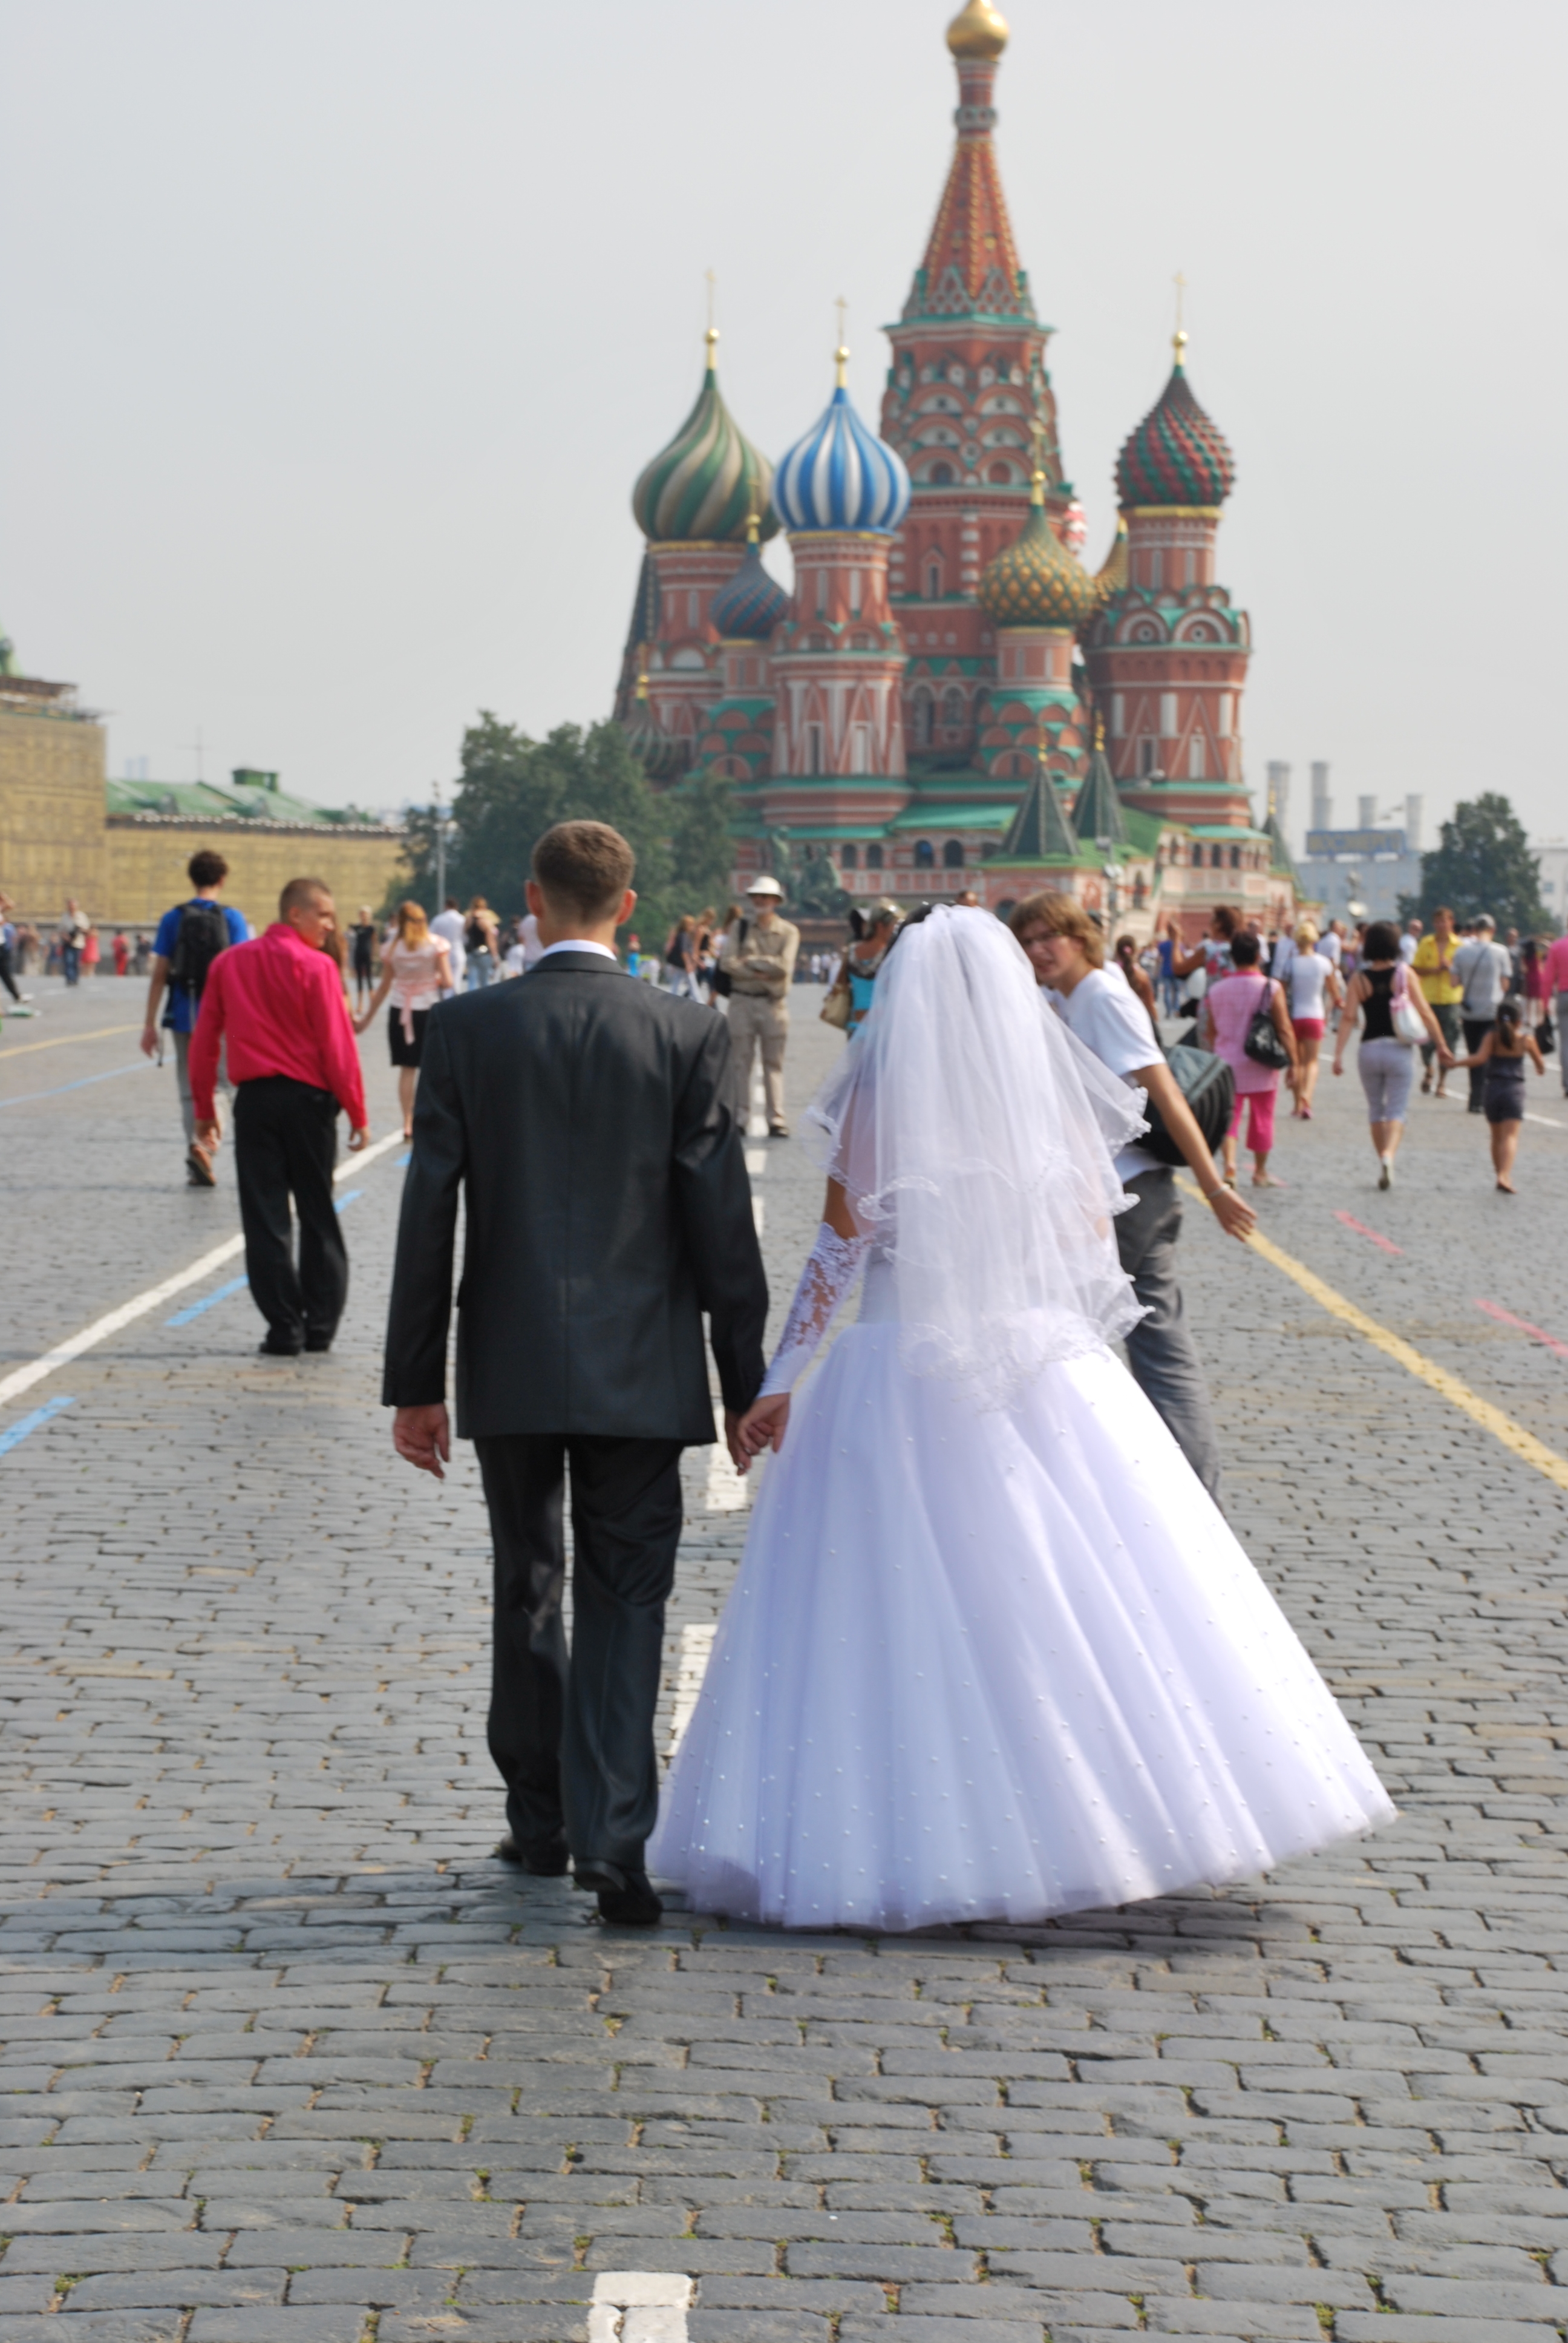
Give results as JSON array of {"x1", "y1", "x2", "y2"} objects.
[{"x1": 140, "y1": 849, "x2": 250, "y2": 1185}]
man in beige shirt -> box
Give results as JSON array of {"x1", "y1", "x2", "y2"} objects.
[{"x1": 723, "y1": 874, "x2": 800, "y2": 1136}]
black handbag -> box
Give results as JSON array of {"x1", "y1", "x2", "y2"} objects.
[
  {"x1": 1140, "y1": 1041, "x2": 1235, "y2": 1165},
  {"x1": 1244, "y1": 977, "x2": 1290, "y2": 1070},
  {"x1": 1539, "y1": 1011, "x2": 1556, "y2": 1059}
]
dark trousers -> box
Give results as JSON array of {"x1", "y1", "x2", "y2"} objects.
[
  {"x1": 1116, "y1": 1167, "x2": 1222, "y2": 1501},
  {"x1": 1463, "y1": 1017, "x2": 1494, "y2": 1112},
  {"x1": 0, "y1": 943, "x2": 19, "y2": 1003},
  {"x1": 474, "y1": 1433, "x2": 685, "y2": 1868},
  {"x1": 233, "y1": 1076, "x2": 347, "y2": 1346}
]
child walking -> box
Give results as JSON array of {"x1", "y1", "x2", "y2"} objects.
[{"x1": 1457, "y1": 998, "x2": 1545, "y2": 1193}]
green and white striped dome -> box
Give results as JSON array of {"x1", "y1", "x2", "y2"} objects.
[{"x1": 632, "y1": 338, "x2": 777, "y2": 543}]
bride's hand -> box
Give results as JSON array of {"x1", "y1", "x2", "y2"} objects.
[{"x1": 736, "y1": 1393, "x2": 790, "y2": 1464}]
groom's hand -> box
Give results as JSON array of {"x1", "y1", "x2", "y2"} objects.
[
  {"x1": 737, "y1": 1393, "x2": 791, "y2": 1463},
  {"x1": 393, "y1": 1402, "x2": 450, "y2": 1480}
]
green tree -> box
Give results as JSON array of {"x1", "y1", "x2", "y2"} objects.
[
  {"x1": 665, "y1": 771, "x2": 736, "y2": 919},
  {"x1": 395, "y1": 716, "x2": 678, "y2": 939},
  {"x1": 1399, "y1": 792, "x2": 1550, "y2": 934}
]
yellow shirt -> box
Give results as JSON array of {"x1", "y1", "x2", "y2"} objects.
[{"x1": 1413, "y1": 933, "x2": 1462, "y2": 1005}]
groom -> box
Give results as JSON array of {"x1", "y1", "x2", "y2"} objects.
[{"x1": 383, "y1": 820, "x2": 768, "y2": 1924}]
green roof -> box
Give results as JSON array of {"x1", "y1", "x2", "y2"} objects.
[
  {"x1": 1072, "y1": 748, "x2": 1127, "y2": 848},
  {"x1": 889, "y1": 802, "x2": 1018, "y2": 832},
  {"x1": 106, "y1": 775, "x2": 376, "y2": 827},
  {"x1": 1001, "y1": 768, "x2": 1081, "y2": 862}
]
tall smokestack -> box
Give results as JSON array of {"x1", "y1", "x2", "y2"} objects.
[
  {"x1": 1266, "y1": 760, "x2": 1291, "y2": 842},
  {"x1": 1310, "y1": 761, "x2": 1332, "y2": 832},
  {"x1": 1357, "y1": 795, "x2": 1377, "y2": 831},
  {"x1": 1405, "y1": 793, "x2": 1422, "y2": 851}
]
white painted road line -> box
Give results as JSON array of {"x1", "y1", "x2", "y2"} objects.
[
  {"x1": 589, "y1": 2269, "x2": 693, "y2": 2343},
  {"x1": 666, "y1": 1624, "x2": 717, "y2": 1757},
  {"x1": 751, "y1": 1194, "x2": 766, "y2": 1234},
  {"x1": 0, "y1": 1127, "x2": 406, "y2": 1411},
  {"x1": 744, "y1": 1147, "x2": 766, "y2": 1175}
]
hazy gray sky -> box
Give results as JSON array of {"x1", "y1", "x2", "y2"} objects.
[{"x1": 2, "y1": 0, "x2": 1563, "y2": 848}]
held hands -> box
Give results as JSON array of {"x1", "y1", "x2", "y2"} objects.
[
  {"x1": 731, "y1": 1394, "x2": 791, "y2": 1471},
  {"x1": 393, "y1": 1403, "x2": 450, "y2": 1479}
]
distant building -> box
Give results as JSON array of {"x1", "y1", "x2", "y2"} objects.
[{"x1": 0, "y1": 640, "x2": 408, "y2": 934}]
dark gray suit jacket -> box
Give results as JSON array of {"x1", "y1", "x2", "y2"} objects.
[{"x1": 381, "y1": 951, "x2": 769, "y2": 1441}]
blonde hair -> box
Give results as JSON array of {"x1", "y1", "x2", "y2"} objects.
[
  {"x1": 396, "y1": 900, "x2": 430, "y2": 945},
  {"x1": 1008, "y1": 890, "x2": 1105, "y2": 969},
  {"x1": 1294, "y1": 920, "x2": 1319, "y2": 951}
]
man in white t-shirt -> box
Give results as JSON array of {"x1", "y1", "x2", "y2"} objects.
[
  {"x1": 1011, "y1": 893, "x2": 1255, "y2": 1501},
  {"x1": 1321, "y1": 920, "x2": 1345, "y2": 968},
  {"x1": 1400, "y1": 918, "x2": 1422, "y2": 965},
  {"x1": 431, "y1": 897, "x2": 467, "y2": 989}
]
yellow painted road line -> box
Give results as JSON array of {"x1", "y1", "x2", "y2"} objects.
[
  {"x1": 0, "y1": 1022, "x2": 142, "y2": 1060},
  {"x1": 1177, "y1": 1176, "x2": 1568, "y2": 1493}
]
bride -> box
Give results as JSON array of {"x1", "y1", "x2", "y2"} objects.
[{"x1": 648, "y1": 905, "x2": 1393, "y2": 1930}]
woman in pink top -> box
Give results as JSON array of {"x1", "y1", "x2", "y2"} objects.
[
  {"x1": 354, "y1": 900, "x2": 454, "y2": 1138},
  {"x1": 1203, "y1": 928, "x2": 1299, "y2": 1190}
]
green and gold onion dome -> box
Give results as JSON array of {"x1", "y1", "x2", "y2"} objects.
[
  {"x1": 978, "y1": 471, "x2": 1096, "y2": 630},
  {"x1": 633, "y1": 330, "x2": 778, "y2": 543}
]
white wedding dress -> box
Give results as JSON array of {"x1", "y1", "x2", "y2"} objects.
[{"x1": 648, "y1": 911, "x2": 1394, "y2": 1932}]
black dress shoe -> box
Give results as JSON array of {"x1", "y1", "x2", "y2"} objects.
[
  {"x1": 303, "y1": 1334, "x2": 333, "y2": 1353},
  {"x1": 574, "y1": 1857, "x2": 663, "y2": 1926},
  {"x1": 495, "y1": 1830, "x2": 570, "y2": 1876},
  {"x1": 257, "y1": 1334, "x2": 302, "y2": 1357}
]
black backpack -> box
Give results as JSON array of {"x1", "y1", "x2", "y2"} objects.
[
  {"x1": 169, "y1": 900, "x2": 230, "y2": 1000},
  {"x1": 1140, "y1": 1035, "x2": 1235, "y2": 1165}
]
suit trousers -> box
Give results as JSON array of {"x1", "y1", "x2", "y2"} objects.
[
  {"x1": 1114, "y1": 1167, "x2": 1221, "y2": 1501},
  {"x1": 234, "y1": 1076, "x2": 347, "y2": 1347},
  {"x1": 474, "y1": 1432, "x2": 685, "y2": 1868},
  {"x1": 727, "y1": 991, "x2": 788, "y2": 1129}
]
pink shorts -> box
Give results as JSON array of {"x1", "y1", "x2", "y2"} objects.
[
  {"x1": 1230, "y1": 1087, "x2": 1277, "y2": 1155},
  {"x1": 1292, "y1": 1016, "x2": 1325, "y2": 1040}
]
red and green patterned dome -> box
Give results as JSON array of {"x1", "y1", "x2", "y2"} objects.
[{"x1": 1115, "y1": 334, "x2": 1235, "y2": 510}]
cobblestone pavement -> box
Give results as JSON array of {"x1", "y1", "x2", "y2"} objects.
[{"x1": 4, "y1": 977, "x2": 1568, "y2": 2343}]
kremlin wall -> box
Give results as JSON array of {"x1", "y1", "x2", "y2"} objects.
[{"x1": 613, "y1": 0, "x2": 1302, "y2": 939}]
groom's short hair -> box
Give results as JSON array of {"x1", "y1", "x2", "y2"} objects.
[
  {"x1": 1009, "y1": 891, "x2": 1105, "y2": 969},
  {"x1": 532, "y1": 822, "x2": 635, "y2": 922}
]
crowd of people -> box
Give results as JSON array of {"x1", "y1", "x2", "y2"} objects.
[{"x1": 7, "y1": 816, "x2": 1564, "y2": 1937}]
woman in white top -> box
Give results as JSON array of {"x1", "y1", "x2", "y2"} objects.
[
  {"x1": 354, "y1": 900, "x2": 454, "y2": 1138},
  {"x1": 1285, "y1": 921, "x2": 1344, "y2": 1119}
]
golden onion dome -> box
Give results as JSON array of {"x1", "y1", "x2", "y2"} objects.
[
  {"x1": 946, "y1": 0, "x2": 1008, "y2": 60},
  {"x1": 978, "y1": 476, "x2": 1096, "y2": 631}
]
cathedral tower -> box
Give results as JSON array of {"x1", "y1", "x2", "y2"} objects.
[
  {"x1": 880, "y1": 1, "x2": 1071, "y2": 766},
  {"x1": 762, "y1": 347, "x2": 912, "y2": 838},
  {"x1": 618, "y1": 332, "x2": 775, "y2": 779},
  {"x1": 1085, "y1": 330, "x2": 1252, "y2": 826}
]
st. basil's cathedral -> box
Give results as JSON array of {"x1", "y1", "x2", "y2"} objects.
[{"x1": 612, "y1": 0, "x2": 1300, "y2": 939}]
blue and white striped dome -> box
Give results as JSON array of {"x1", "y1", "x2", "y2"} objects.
[{"x1": 774, "y1": 366, "x2": 912, "y2": 536}]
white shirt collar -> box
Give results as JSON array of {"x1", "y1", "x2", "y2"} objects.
[{"x1": 535, "y1": 939, "x2": 618, "y2": 964}]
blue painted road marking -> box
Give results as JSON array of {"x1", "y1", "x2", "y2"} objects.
[
  {"x1": 165, "y1": 1276, "x2": 250, "y2": 1328},
  {"x1": 0, "y1": 1395, "x2": 77, "y2": 1456},
  {"x1": 0, "y1": 1063, "x2": 143, "y2": 1112}
]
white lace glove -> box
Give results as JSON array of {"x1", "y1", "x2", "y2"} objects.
[{"x1": 758, "y1": 1222, "x2": 871, "y2": 1397}]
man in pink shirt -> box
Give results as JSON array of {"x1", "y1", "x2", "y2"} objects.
[
  {"x1": 1546, "y1": 930, "x2": 1568, "y2": 1098},
  {"x1": 189, "y1": 877, "x2": 370, "y2": 1355}
]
